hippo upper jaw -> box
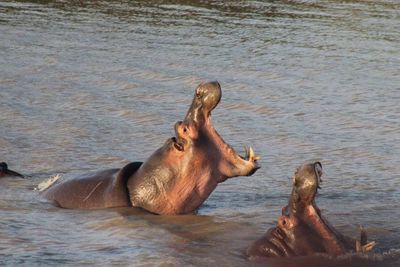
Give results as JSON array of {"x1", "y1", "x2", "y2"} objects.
[
  {"x1": 291, "y1": 161, "x2": 322, "y2": 209},
  {"x1": 183, "y1": 82, "x2": 260, "y2": 181},
  {"x1": 184, "y1": 81, "x2": 222, "y2": 125}
]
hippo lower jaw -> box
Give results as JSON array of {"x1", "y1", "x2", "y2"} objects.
[
  {"x1": 295, "y1": 205, "x2": 376, "y2": 255},
  {"x1": 220, "y1": 145, "x2": 260, "y2": 179},
  {"x1": 198, "y1": 117, "x2": 260, "y2": 181}
]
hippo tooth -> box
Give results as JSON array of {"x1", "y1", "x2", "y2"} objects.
[
  {"x1": 244, "y1": 146, "x2": 258, "y2": 161},
  {"x1": 247, "y1": 146, "x2": 260, "y2": 161},
  {"x1": 249, "y1": 146, "x2": 254, "y2": 159},
  {"x1": 362, "y1": 241, "x2": 377, "y2": 252},
  {"x1": 356, "y1": 240, "x2": 361, "y2": 252}
]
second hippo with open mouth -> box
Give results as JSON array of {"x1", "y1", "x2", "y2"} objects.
[
  {"x1": 247, "y1": 161, "x2": 376, "y2": 259},
  {"x1": 42, "y1": 82, "x2": 260, "y2": 214}
]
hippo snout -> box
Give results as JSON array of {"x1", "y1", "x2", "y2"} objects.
[{"x1": 196, "y1": 81, "x2": 222, "y2": 112}]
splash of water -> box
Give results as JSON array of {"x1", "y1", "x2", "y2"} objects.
[{"x1": 35, "y1": 174, "x2": 62, "y2": 192}]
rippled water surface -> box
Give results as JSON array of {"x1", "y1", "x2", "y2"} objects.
[{"x1": 1, "y1": 0, "x2": 399, "y2": 266}]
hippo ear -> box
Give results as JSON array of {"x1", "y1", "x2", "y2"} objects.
[
  {"x1": 0, "y1": 162, "x2": 7, "y2": 171},
  {"x1": 314, "y1": 162, "x2": 323, "y2": 177}
]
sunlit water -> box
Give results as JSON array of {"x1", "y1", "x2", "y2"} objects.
[{"x1": 1, "y1": 0, "x2": 399, "y2": 266}]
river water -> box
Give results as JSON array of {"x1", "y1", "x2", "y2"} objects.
[{"x1": 0, "y1": 0, "x2": 399, "y2": 266}]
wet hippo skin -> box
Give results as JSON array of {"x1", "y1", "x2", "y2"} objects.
[{"x1": 42, "y1": 82, "x2": 260, "y2": 214}]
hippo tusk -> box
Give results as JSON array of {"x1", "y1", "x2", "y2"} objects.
[
  {"x1": 246, "y1": 146, "x2": 260, "y2": 161},
  {"x1": 362, "y1": 241, "x2": 377, "y2": 252},
  {"x1": 356, "y1": 240, "x2": 376, "y2": 253},
  {"x1": 249, "y1": 146, "x2": 254, "y2": 159}
]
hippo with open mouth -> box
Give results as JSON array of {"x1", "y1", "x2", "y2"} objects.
[
  {"x1": 247, "y1": 162, "x2": 375, "y2": 259},
  {"x1": 0, "y1": 162, "x2": 24, "y2": 178},
  {"x1": 42, "y1": 82, "x2": 260, "y2": 214}
]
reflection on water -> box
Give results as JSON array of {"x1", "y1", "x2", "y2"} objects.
[{"x1": 1, "y1": 0, "x2": 399, "y2": 266}]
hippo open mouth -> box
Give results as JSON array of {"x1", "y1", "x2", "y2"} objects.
[
  {"x1": 182, "y1": 81, "x2": 260, "y2": 178},
  {"x1": 171, "y1": 116, "x2": 257, "y2": 163},
  {"x1": 247, "y1": 162, "x2": 376, "y2": 259},
  {"x1": 168, "y1": 81, "x2": 259, "y2": 176}
]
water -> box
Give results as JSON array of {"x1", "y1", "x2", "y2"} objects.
[{"x1": 1, "y1": 0, "x2": 399, "y2": 266}]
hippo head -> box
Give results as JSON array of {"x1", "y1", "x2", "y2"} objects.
[
  {"x1": 161, "y1": 82, "x2": 223, "y2": 154},
  {"x1": 127, "y1": 82, "x2": 260, "y2": 215},
  {"x1": 180, "y1": 81, "x2": 260, "y2": 178},
  {"x1": 0, "y1": 162, "x2": 23, "y2": 178},
  {"x1": 247, "y1": 162, "x2": 375, "y2": 260}
]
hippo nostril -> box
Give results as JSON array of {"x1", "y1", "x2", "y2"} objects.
[{"x1": 196, "y1": 88, "x2": 202, "y2": 98}]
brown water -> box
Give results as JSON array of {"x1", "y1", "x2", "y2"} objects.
[{"x1": 1, "y1": 0, "x2": 399, "y2": 266}]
